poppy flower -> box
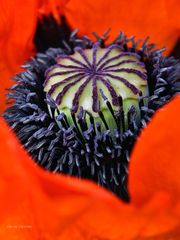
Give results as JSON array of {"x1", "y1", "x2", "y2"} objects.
[
  {"x1": 3, "y1": 15, "x2": 180, "y2": 201},
  {"x1": 0, "y1": 0, "x2": 180, "y2": 239}
]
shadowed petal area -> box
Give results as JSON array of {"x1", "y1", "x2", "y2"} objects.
[
  {"x1": 65, "y1": 0, "x2": 180, "y2": 52},
  {"x1": 1, "y1": 96, "x2": 180, "y2": 240}
]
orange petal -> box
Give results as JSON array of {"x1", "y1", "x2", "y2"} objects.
[
  {"x1": 38, "y1": 0, "x2": 69, "y2": 21},
  {"x1": 0, "y1": 0, "x2": 38, "y2": 113},
  {"x1": 0, "y1": 117, "x2": 127, "y2": 239},
  {"x1": 65, "y1": 0, "x2": 179, "y2": 52},
  {"x1": 0, "y1": 0, "x2": 68, "y2": 113},
  {"x1": 129, "y1": 95, "x2": 180, "y2": 206},
  {"x1": 165, "y1": 0, "x2": 180, "y2": 29},
  {"x1": 0, "y1": 116, "x2": 180, "y2": 239}
]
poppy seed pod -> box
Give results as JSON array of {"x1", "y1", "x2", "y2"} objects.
[{"x1": 4, "y1": 31, "x2": 180, "y2": 201}]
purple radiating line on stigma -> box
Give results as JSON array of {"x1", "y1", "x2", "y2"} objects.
[
  {"x1": 99, "y1": 77, "x2": 119, "y2": 106},
  {"x1": 96, "y1": 44, "x2": 120, "y2": 67},
  {"x1": 57, "y1": 55, "x2": 90, "y2": 69},
  {"x1": 55, "y1": 64, "x2": 86, "y2": 71},
  {"x1": 44, "y1": 63, "x2": 84, "y2": 77},
  {"x1": 97, "y1": 52, "x2": 140, "y2": 71},
  {"x1": 45, "y1": 64, "x2": 57, "y2": 77},
  {"x1": 48, "y1": 72, "x2": 85, "y2": 95},
  {"x1": 49, "y1": 69, "x2": 81, "y2": 77},
  {"x1": 104, "y1": 68, "x2": 147, "y2": 80},
  {"x1": 92, "y1": 76, "x2": 99, "y2": 112},
  {"x1": 72, "y1": 76, "x2": 91, "y2": 113},
  {"x1": 106, "y1": 73, "x2": 140, "y2": 94},
  {"x1": 74, "y1": 47, "x2": 92, "y2": 68},
  {"x1": 55, "y1": 75, "x2": 85, "y2": 105},
  {"x1": 44, "y1": 43, "x2": 147, "y2": 115},
  {"x1": 103, "y1": 59, "x2": 145, "y2": 70},
  {"x1": 44, "y1": 70, "x2": 83, "y2": 86},
  {"x1": 92, "y1": 42, "x2": 100, "y2": 70}
]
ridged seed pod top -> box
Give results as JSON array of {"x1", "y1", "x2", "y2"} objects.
[{"x1": 44, "y1": 43, "x2": 148, "y2": 129}]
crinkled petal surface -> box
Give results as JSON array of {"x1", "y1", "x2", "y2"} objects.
[
  {"x1": 65, "y1": 0, "x2": 180, "y2": 51},
  {"x1": 0, "y1": 96, "x2": 180, "y2": 239}
]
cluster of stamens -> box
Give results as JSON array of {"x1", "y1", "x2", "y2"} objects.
[{"x1": 4, "y1": 31, "x2": 180, "y2": 201}]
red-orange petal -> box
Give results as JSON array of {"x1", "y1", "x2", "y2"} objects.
[
  {"x1": 129, "y1": 95, "x2": 180, "y2": 205},
  {"x1": 0, "y1": 117, "x2": 128, "y2": 239},
  {"x1": 0, "y1": 109, "x2": 180, "y2": 239},
  {"x1": 1, "y1": 0, "x2": 179, "y2": 113},
  {"x1": 38, "y1": 0, "x2": 69, "y2": 22},
  {"x1": 0, "y1": 0, "x2": 39, "y2": 113},
  {"x1": 0, "y1": 0, "x2": 68, "y2": 113},
  {"x1": 165, "y1": 0, "x2": 180, "y2": 29},
  {"x1": 65, "y1": 0, "x2": 180, "y2": 52}
]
